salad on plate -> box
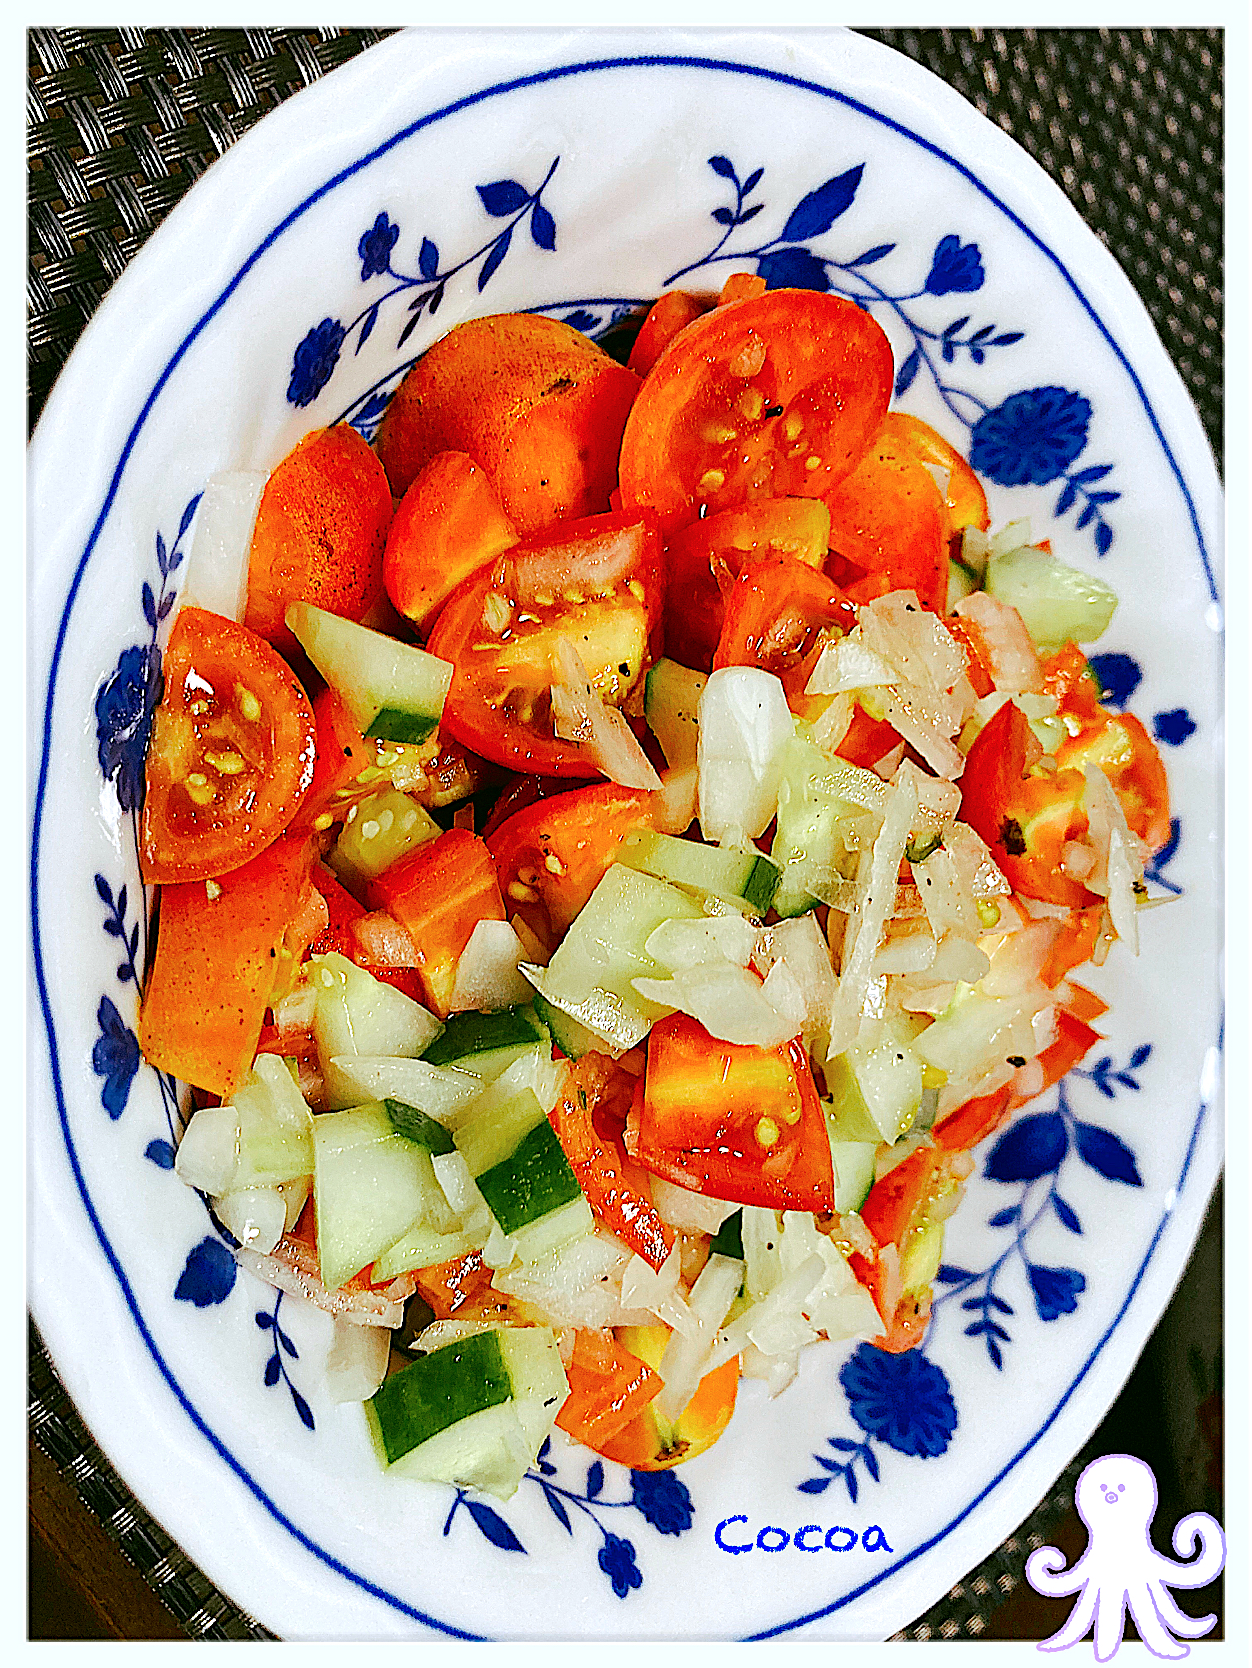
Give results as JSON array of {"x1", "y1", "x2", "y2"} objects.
[{"x1": 133, "y1": 279, "x2": 1171, "y2": 1500}]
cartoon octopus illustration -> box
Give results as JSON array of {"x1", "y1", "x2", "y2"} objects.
[{"x1": 1027, "y1": 1454, "x2": 1225, "y2": 1660}]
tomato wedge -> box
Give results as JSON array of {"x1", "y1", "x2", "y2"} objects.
[
  {"x1": 289, "y1": 685, "x2": 367, "y2": 835},
  {"x1": 555, "y1": 1330, "x2": 663, "y2": 1452},
  {"x1": 138, "y1": 833, "x2": 316, "y2": 1096},
  {"x1": 487, "y1": 779, "x2": 682, "y2": 940},
  {"x1": 618, "y1": 288, "x2": 894, "y2": 536},
  {"x1": 549, "y1": 1054, "x2": 675, "y2": 1269},
  {"x1": 627, "y1": 291, "x2": 709, "y2": 378},
  {"x1": 426, "y1": 510, "x2": 663, "y2": 776},
  {"x1": 630, "y1": 1012, "x2": 834, "y2": 1212},
  {"x1": 664, "y1": 497, "x2": 832, "y2": 672},
  {"x1": 383, "y1": 450, "x2": 519, "y2": 633},
  {"x1": 879, "y1": 412, "x2": 989, "y2": 539},
  {"x1": 713, "y1": 551, "x2": 858, "y2": 712},
  {"x1": 140, "y1": 607, "x2": 316, "y2": 885},
  {"x1": 823, "y1": 420, "x2": 949, "y2": 613}
]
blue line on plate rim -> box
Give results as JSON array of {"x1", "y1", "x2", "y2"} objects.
[{"x1": 30, "y1": 49, "x2": 1222, "y2": 1641}]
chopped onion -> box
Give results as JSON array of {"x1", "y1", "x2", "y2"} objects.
[
  {"x1": 619, "y1": 1243, "x2": 682, "y2": 1311},
  {"x1": 859, "y1": 591, "x2": 967, "y2": 692},
  {"x1": 654, "y1": 1253, "x2": 744, "y2": 1421},
  {"x1": 649, "y1": 1178, "x2": 739, "y2": 1235},
  {"x1": 633, "y1": 960, "x2": 798, "y2": 1048},
  {"x1": 697, "y1": 667, "x2": 793, "y2": 843},
  {"x1": 234, "y1": 1245, "x2": 406, "y2": 1328},
  {"x1": 805, "y1": 636, "x2": 898, "y2": 696},
  {"x1": 178, "y1": 470, "x2": 267, "y2": 622},
  {"x1": 654, "y1": 766, "x2": 698, "y2": 834},
  {"x1": 272, "y1": 982, "x2": 318, "y2": 1032},
  {"x1": 952, "y1": 591, "x2": 1043, "y2": 693},
  {"x1": 449, "y1": 919, "x2": 533, "y2": 1012},
  {"x1": 1083, "y1": 764, "x2": 1142, "y2": 952},
  {"x1": 645, "y1": 913, "x2": 757, "y2": 972},
  {"x1": 214, "y1": 1185, "x2": 287, "y2": 1254},
  {"x1": 324, "y1": 1316, "x2": 390, "y2": 1403},
  {"x1": 175, "y1": 1104, "x2": 240, "y2": 1195},
  {"x1": 551, "y1": 637, "x2": 661, "y2": 790}
]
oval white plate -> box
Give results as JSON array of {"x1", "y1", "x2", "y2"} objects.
[{"x1": 29, "y1": 28, "x2": 1222, "y2": 1641}]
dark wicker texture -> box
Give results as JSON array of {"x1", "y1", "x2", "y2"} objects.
[{"x1": 28, "y1": 25, "x2": 1223, "y2": 1643}]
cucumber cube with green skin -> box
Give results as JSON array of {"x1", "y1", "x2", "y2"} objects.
[
  {"x1": 383, "y1": 1097, "x2": 455, "y2": 1154},
  {"x1": 475, "y1": 1119, "x2": 584, "y2": 1237},
  {"x1": 771, "y1": 734, "x2": 875, "y2": 918},
  {"x1": 286, "y1": 601, "x2": 453, "y2": 744},
  {"x1": 454, "y1": 1087, "x2": 549, "y2": 1178},
  {"x1": 421, "y1": 1005, "x2": 548, "y2": 1081},
  {"x1": 368, "y1": 1329, "x2": 513, "y2": 1464},
  {"x1": 322, "y1": 1054, "x2": 482, "y2": 1124},
  {"x1": 326, "y1": 788, "x2": 441, "y2": 887},
  {"x1": 829, "y1": 1142, "x2": 878, "y2": 1213},
  {"x1": 313, "y1": 1100, "x2": 449, "y2": 1290},
  {"x1": 531, "y1": 991, "x2": 603, "y2": 1060},
  {"x1": 645, "y1": 658, "x2": 708, "y2": 770},
  {"x1": 830, "y1": 1014, "x2": 928, "y2": 1144},
  {"x1": 620, "y1": 827, "x2": 780, "y2": 916},
  {"x1": 984, "y1": 546, "x2": 1118, "y2": 651},
  {"x1": 537, "y1": 863, "x2": 704, "y2": 1050}
]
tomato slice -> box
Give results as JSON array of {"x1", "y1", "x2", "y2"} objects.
[
  {"x1": 713, "y1": 551, "x2": 858, "y2": 712},
  {"x1": 487, "y1": 779, "x2": 676, "y2": 939},
  {"x1": 959, "y1": 697, "x2": 1095, "y2": 908},
  {"x1": 879, "y1": 412, "x2": 989, "y2": 538},
  {"x1": 664, "y1": 497, "x2": 832, "y2": 672},
  {"x1": 366, "y1": 828, "x2": 505, "y2": 1015},
  {"x1": 426, "y1": 510, "x2": 663, "y2": 776},
  {"x1": 244, "y1": 425, "x2": 393, "y2": 660},
  {"x1": 627, "y1": 291, "x2": 710, "y2": 378},
  {"x1": 140, "y1": 607, "x2": 316, "y2": 885},
  {"x1": 555, "y1": 1330, "x2": 663, "y2": 1452},
  {"x1": 823, "y1": 421, "x2": 949, "y2": 613},
  {"x1": 289, "y1": 685, "x2": 367, "y2": 835},
  {"x1": 944, "y1": 617, "x2": 996, "y2": 699},
  {"x1": 383, "y1": 450, "x2": 519, "y2": 633},
  {"x1": 618, "y1": 288, "x2": 894, "y2": 536},
  {"x1": 138, "y1": 833, "x2": 316, "y2": 1096},
  {"x1": 549, "y1": 1054, "x2": 675, "y2": 1270},
  {"x1": 833, "y1": 704, "x2": 904, "y2": 769},
  {"x1": 630, "y1": 1012, "x2": 834, "y2": 1212},
  {"x1": 1054, "y1": 707, "x2": 1171, "y2": 853}
]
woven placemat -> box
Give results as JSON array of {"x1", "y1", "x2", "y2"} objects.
[{"x1": 27, "y1": 25, "x2": 1224, "y2": 1643}]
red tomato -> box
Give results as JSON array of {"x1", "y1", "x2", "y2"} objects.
[
  {"x1": 140, "y1": 607, "x2": 316, "y2": 885},
  {"x1": 944, "y1": 617, "x2": 996, "y2": 699},
  {"x1": 823, "y1": 421, "x2": 949, "y2": 613},
  {"x1": 832, "y1": 704, "x2": 904, "y2": 769},
  {"x1": 426, "y1": 511, "x2": 664, "y2": 776},
  {"x1": 289, "y1": 685, "x2": 367, "y2": 835},
  {"x1": 366, "y1": 828, "x2": 505, "y2": 1016},
  {"x1": 627, "y1": 292, "x2": 709, "y2": 378},
  {"x1": 630, "y1": 1013, "x2": 834, "y2": 1213},
  {"x1": 959, "y1": 698, "x2": 1095, "y2": 908},
  {"x1": 244, "y1": 425, "x2": 393, "y2": 659},
  {"x1": 713, "y1": 551, "x2": 858, "y2": 713},
  {"x1": 933, "y1": 1085, "x2": 1014, "y2": 1155},
  {"x1": 555, "y1": 1329, "x2": 663, "y2": 1453},
  {"x1": 549, "y1": 1054, "x2": 675, "y2": 1269},
  {"x1": 138, "y1": 834, "x2": 316, "y2": 1096},
  {"x1": 382, "y1": 450, "x2": 519, "y2": 633},
  {"x1": 664, "y1": 497, "x2": 832, "y2": 672},
  {"x1": 618, "y1": 289, "x2": 894, "y2": 536},
  {"x1": 879, "y1": 412, "x2": 989, "y2": 538},
  {"x1": 487, "y1": 779, "x2": 677, "y2": 939},
  {"x1": 1015, "y1": 1009, "x2": 1102, "y2": 1106},
  {"x1": 716, "y1": 272, "x2": 767, "y2": 306}
]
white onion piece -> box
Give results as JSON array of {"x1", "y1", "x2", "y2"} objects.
[
  {"x1": 179, "y1": 471, "x2": 267, "y2": 622},
  {"x1": 233, "y1": 1245, "x2": 406, "y2": 1328},
  {"x1": 618, "y1": 1243, "x2": 682, "y2": 1312},
  {"x1": 878, "y1": 687, "x2": 965, "y2": 779},
  {"x1": 697, "y1": 667, "x2": 793, "y2": 843},
  {"x1": 449, "y1": 919, "x2": 533, "y2": 1012},
  {"x1": 633, "y1": 961, "x2": 798, "y2": 1049},
  {"x1": 1083, "y1": 764, "x2": 1142, "y2": 952},
  {"x1": 654, "y1": 1253, "x2": 744, "y2": 1421},
  {"x1": 349, "y1": 911, "x2": 420, "y2": 968},
  {"x1": 272, "y1": 982, "x2": 318, "y2": 1032},
  {"x1": 175, "y1": 1105, "x2": 240, "y2": 1195},
  {"x1": 706, "y1": 1253, "x2": 826, "y2": 1374},
  {"x1": 645, "y1": 913, "x2": 757, "y2": 972},
  {"x1": 649, "y1": 1178, "x2": 739, "y2": 1235},
  {"x1": 214, "y1": 1185, "x2": 287, "y2": 1253},
  {"x1": 324, "y1": 1316, "x2": 390, "y2": 1403},
  {"x1": 654, "y1": 766, "x2": 698, "y2": 834},
  {"x1": 989, "y1": 518, "x2": 1035, "y2": 559},
  {"x1": 551, "y1": 638, "x2": 661, "y2": 790},
  {"x1": 859, "y1": 591, "x2": 967, "y2": 692},
  {"x1": 952, "y1": 591, "x2": 1043, "y2": 693},
  {"x1": 805, "y1": 636, "x2": 898, "y2": 695}
]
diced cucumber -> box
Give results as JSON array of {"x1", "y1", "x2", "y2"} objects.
[
  {"x1": 984, "y1": 546, "x2": 1118, "y2": 651},
  {"x1": 231, "y1": 1053, "x2": 314, "y2": 1187},
  {"x1": 383, "y1": 1096, "x2": 455, "y2": 1155},
  {"x1": 286, "y1": 601, "x2": 453, "y2": 744},
  {"x1": 312, "y1": 954, "x2": 443, "y2": 1099},
  {"x1": 829, "y1": 1142, "x2": 877, "y2": 1214},
  {"x1": 709, "y1": 1208, "x2": 744, "y2": 1260},
  {"x1": 313, "y1": 1100, "x2": 448, "y2": 1289},
  {"x1": 620, "y1": 828, "x2": 780, "y2": 916},
  {"x1": 899, "y1": 1217, "x2": 947, "y2": 1295},
  {"x1": 495, "y1": 1325, "x2": 569, "y2": 1454},
  {"x1": 947, "y1": 555, "x2": 981, "y2": 612},
  {"x1": 833, "y1": 1015, "x2": 928, "y2": 1144},
  {"x1": 322, "y1": 1054, "x2": 483, "y2": 1124},
  {"x1": 371, "y1": 1220, "x2": 486, "y2": 1280},
  {"x1": 326, "y1": 788, "x2": 440, "y2": 887},
  {"x1": 531, "y1": 991, "x2": 603, "y2": 1061},
  {"x1": 534, "y1": 863, "x2": 703, "y2": 1051},
  {"x1": 454, "y1": 1087, "x2": 549, "y2": 1178},
  {"x1": 823, "y1": 1077, "x2": 884, "y2": 1147},
  {"x1": 421, "y1": 1005, "x2": 548, "y2": 1081},
  {"x1": 475, "y1": 1118, "x2": 584, "y2": 1237},
  {"x1": 771, "y1": 734, "x2": 879, "y2": 917},
  {"x1": 506, "y1": 1194, "x2": 596, "y2": 1265},
  {"x1": 367, "y1": 1328, "x2": 512, "y2": 1463},
  {"x1": 645, "y1": 658, "x2": 707, "y2": 770}
]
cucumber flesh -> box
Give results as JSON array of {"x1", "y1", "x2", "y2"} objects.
[
  {"x1": 984, "y1": 545, "x2": 1118, "y2": 651},
  {"x1": 421, "y1": 1005, "x2": 547, "y2": 1079},
  {"x1": 311, "y1": 953, "x2": 443, "y2": 1096},
  {"x1": 313, "y1": 1101, "x2": 447, "y2": 1289},
  {"x1": 620, "y1": 827, "x2": 779, "y2": 916},
  {"x1": 829, "y1": 1141, "x2": 877, "y2": 1213},
  {"x1": 286, "y1": 601, "x2": 453, "y2": 744},
  {"x1": 771, "y1": 734, "x2": 876, "y2": 918},
  {"x1": 454, "y1": 1087, "x2": 548, "y2": 1179},
  {"x1": 644, "y1": 658, "x2": 707, "y2": 770},
  {"x1": 326, "y1": 788, "x2": 441, "y2": 886},
  {"x1": 322, "y1": 1054, "x2": 482, "y2": 1124}
]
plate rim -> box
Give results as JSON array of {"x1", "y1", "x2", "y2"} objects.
[{"x1": 29, "y1": 28, "x2": 1224, "y2": 1641}]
